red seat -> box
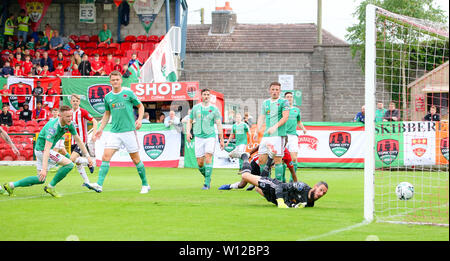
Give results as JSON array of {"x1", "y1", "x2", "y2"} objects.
[
  {"x1": 78, "y1": 35, "x2": 90, "y2": 42},
  {"x1": 124, "y1": 35, "x2": 137, "y2": 42},
  {"x1": 138, "y1": 50, "x2": 149, "y2": 62},
  {"x1": 78, "y1": 42, "x2": 87, "y2": 49},
  {"x1": 126, "y1": 50, "x2": 136, "y2": 58},
  {"x1": 8, "y1": 126, "x2": 20, "y2": 133},
  {"x1": 147, "y1": 35, "x2": 159, "y2": 42},
  {"x1": 131, "y1": 42, "x2": 142, "y2": 50},
  {"x1": 120, "y1": 42, "x2": 132, "y2": 51},
  {"x1": 68, "y1": 42, "x2": 76, "y2": 49},
  {"x1": 86, "y1": 42, "x2": 97, "y2": 49},
  {"x1": 143, "y1": 42, "x2": 155, "y2": 51},
  {"x1": 136, "y1": 35, "x2": 147, "y2": 42},
  {"x1": 114, "y1": 49, "x2": 125, "y2": 57},
  {"x1": 27, "y1": 120, "x2": 38, "y2": 128},
  {"x1": 89, "y1": 35, "x2": 99, "y2": 43},
  {"x1": 38, "y1": 120, "x2": 48, "y2": 127},
  {"x1": 69, "y1": 35, "x2": 79, "y2": 42},
  {"x1": 98, "y1": 42, "x2": 108, "y2": 48},
  {"x1": 120, "y1": 57, "x2": 129, "y2": 66},
  {"x1": 14, "y1": 120, "x2": 26, "y2": 127},
  {"x1": 110, "y1": 43, "x2": 120, "y2": 49},
  {"x1": 48, "y1": 49, "x2": 57, "y2": 57}
]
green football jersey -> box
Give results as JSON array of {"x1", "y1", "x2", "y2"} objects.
[
  {"x1": 35, "y1": 118, "x2": 77, "y2": 151},
  {"x1": 260, "y1": 98, "x2": 290, "y2": 137},
  {"x1": 286, "y1": 106, "x2": 301, "y2": 135},
  {"x1": 232, "y1": 122, "x2": 249, "y2": 146},
  {"x1": 104, "y1": 87, "x2": 142, "y2": 133},
  {"x1": 190, "y1": 103, "x2": 221, "y2": 138}
]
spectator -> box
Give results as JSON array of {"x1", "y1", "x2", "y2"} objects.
[
  {"x1": 90, "y1": 53, "x2": 104, "y2": 76},
  {"x1": 36, "y1": 31, "x2": 49, "y2": 50},
  {"x1": 44, "y1": 24, "x2": 53, "y2": 41},
  {"x1": 40, "y1": 51, "x2": 54, "y2": 71},
  {"x1": 3, "y1": 14, "x2": 16, "y2": 40},
  {"x1": 19, "y1": 103, "x2": 32, "y2": 122},
  {"x1": 12, "y1": 52, "x2": 24, "y2": 68},
  {"x1": 32, "y1": 101, "x2": 47, "y2": 122},
  {"x1": 32, "y1": 64, "x2": 42, "y2": 76},
  {"x1": 122, "y1": 64, "x2": 130, "y2": 78},
  {"x1": 17, "y1": 9, "x2": 31, "y2": 42},
  {"x1": 71, "y1": 63, "x2": 81, "y2": 76},
  {"x1": 0, "y1": 84, "x2": 11, "y2": 105},
  {"x1": 142, "y1": 112, "x2": 151, "y2": 123},
  {"x1": 53, "y1": 51, "x2": 67, "y2": 70},
  {"x1": 49, "y1": 30, "x2": 63, "y2": 50},
  {"x1": 39, "y1": 64, "x2": 53, "y2": 76},
  {"x1": 22, "y1": 55, "x2": 33, "y2": 76},
  {"x1": 54, "y1": 63, "x2": 65, "y2": 76},
  {"x1": 103, "y1": 53, "x2": 115, "y2": 75},
  {"x1": 15, "y1": 82, "x2": 29, "y2": 109},
  {"x1": 0, "y1": 104, "x2": 13, "y2": 127},
  {"x1": 353, "y1": 105, "x2": 365, "y2": 124},
  {"x1": 128, "y1": 53, "x2": 143, "y2": 67},
  {"x1": 98, "y1": 23, "x2": 112, "y2": 44},
  {"x1": 73, "y1": 45, "x2": 84, "y2": 57},
  {"x1": 32, "y1": 51, "x2": 42, "y2": 66},
  {"x1": 25, "y1": 37, "x2": 35, "y2": 50},
  {"x1": 113, "y1": 57, "x2": 122, "y2": 72},
  {"x1": 164, "y1": 110, "x2": 181, "y2": 129},
  {"x1": 32, "y1": 80, "x2": 44, "y2": 106},
  {"x1": 78, "y1": 54, "x2": 91, "y2": 76},
  {"x1": 383, "y1": 102, "x2": 400, "y2": 122},
  {"x1": 244, "y1": 112, "x2": 253, "y2": 126},
  {"x1": 424, "y1": 105, "x2": 440, "y2": 121},
  {"x1": 157, "y1": 113, "x2": 165, "y2": 123},
  {"x1": 15, "y1": 36, "x2": 26, "y2": 49},
  {"x1": 44, "y1": 83, "x2": 58, "y2": 109},
  {"x1": 375, "y1": 102, "x2": 387, "y2": 122},
  {"x1": 13, "y1": 63, "x2": 25, "y2": 76},
  {"x1": 0, "y1": 61, "x2": 14, "y2": 77}
]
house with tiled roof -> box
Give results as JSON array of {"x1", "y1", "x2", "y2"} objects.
[{"x1": 179, "y1": 8, "x2": 365, "y2": 122}]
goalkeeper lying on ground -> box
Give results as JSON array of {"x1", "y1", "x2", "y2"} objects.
[{"x1": 221, "y1": 151, "x2": 328, "y2": 208}]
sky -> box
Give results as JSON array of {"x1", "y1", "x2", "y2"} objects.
[{"x1": 186, "y1": 0, "x2": 450, "y2": 42}]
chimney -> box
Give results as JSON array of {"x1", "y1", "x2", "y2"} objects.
[{"x1": 211, "y1": 1, "x2": 236, "y2": 34}]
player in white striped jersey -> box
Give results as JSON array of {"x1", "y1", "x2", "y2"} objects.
[{"x1": 69, "y1": 94, "x2": 98, "y2": 186}]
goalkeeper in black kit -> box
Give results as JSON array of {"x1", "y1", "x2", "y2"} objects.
[{"x1": 240, "y1": 153, "x2": 329, "y2": 208}]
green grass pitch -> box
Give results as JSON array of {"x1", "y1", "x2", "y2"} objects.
[{"x1": 0, "y1": 166, "x2": 448, "y2": 241}]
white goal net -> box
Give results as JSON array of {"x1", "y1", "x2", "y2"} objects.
[{"x1": 364, "y1": 5, "x2": 449, "y2": 226}]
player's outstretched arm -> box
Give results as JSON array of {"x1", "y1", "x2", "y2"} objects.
[{"x1": 95, "y1": 111, "x2": 111, "y2": 140}]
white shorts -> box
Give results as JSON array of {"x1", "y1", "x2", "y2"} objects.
[
  {"x1": 35, "y1": 149, "x2": 64, "y2": 171},
  {"x1": 104, "y1": 131, "x2": 140, "y2": 153},
  {"x1": 195, "y1": 137, "x2": 216, "y2": 158},
  {"x1": 258, "y1": 136, "x2": 285, "y2": 157},
  {"x1": 286, "y1": 134, "x2": 299, "y2": 153},
  {"x1": 234, "y1": 144, "x2": 247, "y2": 153}
]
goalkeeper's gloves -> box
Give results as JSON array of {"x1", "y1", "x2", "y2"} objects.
[
  {"x1": 276, "y1": 198, "x2": 289, "y2": 208},
  {"x1": 293, "y1": 202, "x2": 307, "y2": 209}
]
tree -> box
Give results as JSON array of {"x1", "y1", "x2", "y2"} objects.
[{"x1": 346, "y1": 0, "x2": 448, "y2": 118}]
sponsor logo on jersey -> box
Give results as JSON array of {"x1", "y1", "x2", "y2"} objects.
[{"x1": 329, "y1": 132, "x2": 351, "y2": 157}]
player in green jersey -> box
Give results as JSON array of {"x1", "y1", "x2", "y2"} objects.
[
  {"x1": 284, "y1": 91, "x2": 307, "y2": 182},
  {"x1": 186, "y1": 88, "x2": 225, "y2": 190},
  {"x1": 225, "y1": 113, "x2": 251, "y2": 169},
  {"x1": 84, "y1": 71, "x2": 150, "y2": 194},
  {"x1": 253, "y1": 82, "x2": 290, "y2": 182},
  {"x1": 2, "y1": 105, "x2": 94, "y2": 197}
]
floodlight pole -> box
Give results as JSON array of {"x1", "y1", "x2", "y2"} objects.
[{"x1": 317, "y1": 0, "x2": 322, "y2": 45}]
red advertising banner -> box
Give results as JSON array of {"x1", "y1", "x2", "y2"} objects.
[
  {"x1": 131, "y1": 82, "x2": 200, "y2": 101},
  {"x1": 19, "y1": 0, "x2": 53, "y2": 32}
]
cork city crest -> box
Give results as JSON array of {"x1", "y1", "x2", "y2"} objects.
[
  {"x1": 329, "y1": 132, "x2": 351, "y2": 157},
  {"x1": 143, "y1": 133, "x2": 165, "y2": 160},
  {"x1": 87, "y1": 84, "x2": 112, "y2": 114},
  {"x1": 377, "y1": 139, "x2": 399, "y2": 165},
  {"x1": 440, "y1": 137, "x2": 449, "y2": 161}
]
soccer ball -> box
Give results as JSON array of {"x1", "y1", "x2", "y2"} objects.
[{"x1": 396, "y1": 182, "x2": 414, "y2": 200}]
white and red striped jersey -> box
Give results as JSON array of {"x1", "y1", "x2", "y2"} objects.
[{"x1": 71, "y1": 107, "x2": 94, "y2": 145}]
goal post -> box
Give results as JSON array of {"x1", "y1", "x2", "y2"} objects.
[{"x1": 364, "y1": 4, "x2": 449, "y2": 226}]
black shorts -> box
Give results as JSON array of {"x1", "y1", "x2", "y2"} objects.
[
  {"x1": 71, "y1": 144, "x2": 89, "y2": 156},
  {"x1": 257, "y1": 177, "x2": 282, "y2": 205},
  {"x1": 250, "y1": 160, "x2": 260, "y2": 176}
]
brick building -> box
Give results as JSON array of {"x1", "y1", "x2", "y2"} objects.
[{"x1": 180, "y1": 10, "x2": 365, "y2": 122}]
